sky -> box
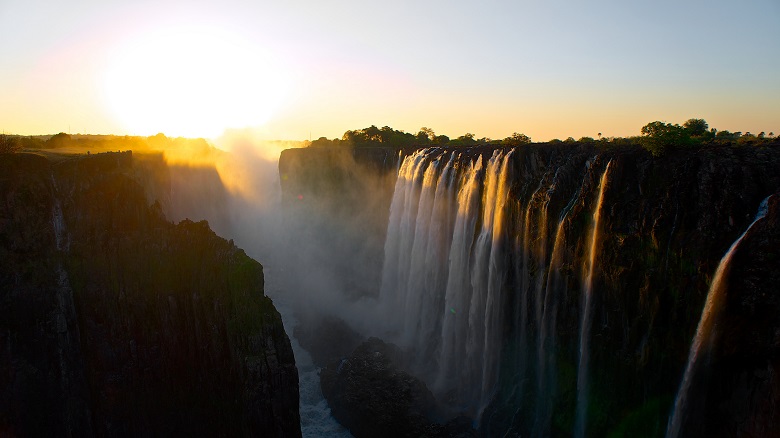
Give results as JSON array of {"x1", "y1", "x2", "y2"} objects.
[{"x1": 1, "y1": 0, "x2": 779, "y2": 142}]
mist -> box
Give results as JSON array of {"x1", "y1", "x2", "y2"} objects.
[{"x1": 165, "y1": 132, "x2": 397, "y2": 350}]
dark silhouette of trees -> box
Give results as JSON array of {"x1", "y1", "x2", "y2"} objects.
[
  {"x1": 341, "y1": 125, "x2": 417, "y2": 147},
  {"x1": 682, "y1": 119, "x2": 709, "y2": 137},
  {"x1": 640, "y1": 121, "x2": 692, "y2": 156},
  {"x1": 417, "y1": 127, "x2": 435, "y2": 144},
  {"x1": 46, "y1": 132, "x2": 73, "y2": 148},
  {"x1": 0, "y1": 135, "x2": 21, "y2": 154},
  {"x1": 450, "y1": 133, "x2": 476, "y2": 146},
  {"x1": 312, "y1": 120, "x2": 773, "y2": 153},
  {"x1": 432, "y1": 134, "x2": 450, "y2": 145},
  {"x1": 502, "y1": 132, "x2": 532, "y2": 146}
]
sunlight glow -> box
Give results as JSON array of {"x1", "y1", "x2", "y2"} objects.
[{"x1": 102, "y1": 24, "x2": 290, "y2": 138}]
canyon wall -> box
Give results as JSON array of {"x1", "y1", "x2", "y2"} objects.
[
  {"x1": 279, "y1": 142, "x2": 780, "y2": 437},
  {"x1": 0, "y1": 152, "x2": 301, "y2": 437}
]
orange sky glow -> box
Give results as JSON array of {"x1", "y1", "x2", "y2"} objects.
[{"x1": 1, "y1": 0, "x2": 778, "y2": 142}]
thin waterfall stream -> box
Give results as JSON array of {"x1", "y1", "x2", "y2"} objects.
[
  {"x1": 666, "y1": 195, "x2": 773, "y2": 438},
  {"x1": 575, "y1": 161, "x2": 612, "y2": 438}
]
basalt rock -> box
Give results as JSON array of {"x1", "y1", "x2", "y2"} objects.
[
  {"x1": 0, "y1": 152, "x2": 301, "y2": 437},
  {"x1": 281, "y1": 142, "x2": 780, "y2": 437},
  {"x1": 293, "y1": 314, "x2": 365, "y2": 368},
  {"x1": 320, "y1": 337, "x2": 476, "y2": 438}
]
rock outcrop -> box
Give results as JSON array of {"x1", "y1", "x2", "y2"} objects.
[
  {"x1": 0, "y1": 152, "x2": 301, "y2": 437},
  {"x1": 320, "y1": 338, "x2": 476, "y2": 438}
]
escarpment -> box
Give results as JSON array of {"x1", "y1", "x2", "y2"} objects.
[
  {"x1": 0, "y1": 152, "x2": 301, "y2": 437},
  {"x1": 280, "y1": 142, "x2": 780, "y2": 437}
]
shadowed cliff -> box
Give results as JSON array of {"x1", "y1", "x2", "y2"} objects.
[{"x1": 0, "y1": 152, "x2": 301, "y2": 437}]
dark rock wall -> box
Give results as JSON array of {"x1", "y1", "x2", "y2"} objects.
[
  {"x1": 279, "y1": 143, "x2": 780, "y2": 437},
  {"x1": 0, "y1": 153, "x2": 92, "y2": 436},
  {"x1": 0, "y1": 152, "x2": 301, "y2": 437}
]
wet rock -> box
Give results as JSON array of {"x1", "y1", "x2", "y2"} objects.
[
  {"x1": 320, "y1": 337, "x2": 476, "y2": 438},
  {"x1": 294, "y1": 314, "x2": 365, "y2": 368}
]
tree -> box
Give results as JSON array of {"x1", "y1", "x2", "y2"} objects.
[
  {"x1": 502, "y1": 132, "x2": 531, "y2": 146},
  {"x1": 0, "y1": 135, "x2": 21, "y2": 154},
  {"x1": 683, "y1": 119, "x2": 709, "y2": 137},
  {"x1": 46, "y1": 132, "x2": 72, "y2": 148},
  {"x1": 460, "y1": 133, "x2": 475, "y2": 142},
  {"x1": 432, "y1": 134, "x2": 449, "y2": 145},
  {"x1": 417, "y1": 127, "x2": 435, "y2": 143},
  {"x1": 309, "y1": 137, "x2": 335, "y2": 147},
  {"x1": 640, "y1": 121, "x2": 692, "y2": 156}
]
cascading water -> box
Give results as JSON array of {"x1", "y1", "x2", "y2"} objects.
[
  {"x1": 279, "y1": 143, "x2": 778, "y2": 436},
  {"x1": 380, "y1": 148, "x2": 513, "y2": 419},
  {"x1": 574, "y1": 161, "x2": 611, "y2": 438},
  {"x1": 531, "y1": 162, "x2": 587, "y2": 438},
  {"x1": 666, "y1": 196, "x2": 773, "y2": 438},
  {"x1": 379, "y1": 149, "x2": 618, "y2": 433}
]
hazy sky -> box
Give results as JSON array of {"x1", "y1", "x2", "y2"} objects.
[{"x1": 1, "y1": 0, "x2": 778, "y2": 141}]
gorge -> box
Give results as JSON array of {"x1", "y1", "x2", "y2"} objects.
[
  {"x1": 0, "y1": 151, "x2": 301, "y2": 436},
  {"x1": 279, "y1": 141, "x2": 780, "y2": 437},
  {"x1": 2, "y1": 137, "x2": 778, "y2": 437}
]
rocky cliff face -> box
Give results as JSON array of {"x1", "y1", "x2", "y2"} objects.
[
  {"x1": 279, "y1": 142, "x2": 780, "y2": 437},
  {"x1": 0, "y1": 152, "x2": 301, "y2": 437}
]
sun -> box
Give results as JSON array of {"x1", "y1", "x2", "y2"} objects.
[{"x1": 102, "y1": 24, "x2": 290, "y2": 139}]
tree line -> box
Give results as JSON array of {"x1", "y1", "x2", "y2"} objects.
[
  {"x1": 1, "y1": 120, "x2": 776, "y2": 156},
  {"x1": 305, "y1": 120, "x2": 776, "y2": 156},
  {"x1": 308, "y1": 125, "x2": 533, "y2": 149}
]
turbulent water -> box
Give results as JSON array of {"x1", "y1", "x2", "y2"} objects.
[{"x1": 264, "y1": 266, "x2": 354, "y2": 438}]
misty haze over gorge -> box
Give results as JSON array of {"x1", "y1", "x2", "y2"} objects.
[{"x1": 2, "y1": 0, "x2": 779, "y2": 437}]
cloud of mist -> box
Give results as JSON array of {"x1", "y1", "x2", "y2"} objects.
[{"x1": 165, "y1": 130, "x2": 398, "y2": 341}]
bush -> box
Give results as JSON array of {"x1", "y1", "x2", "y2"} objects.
[{"x1": 0, "y1": 135, "x2": 21, "y2": 154}]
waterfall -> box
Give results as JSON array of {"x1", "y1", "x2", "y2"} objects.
[
  {"x1": 379, "y1": 150, "x2": 431, "y2": 330},
  {"x1": 574, "y1": 161, "x2": 612, "y2": 438},
  {"x1": 528, "y1": 164, "x2": 586, "y2": 437},
  {"x1": 380, "y1": 148, "x2": 514, "y2": 419},
  {"x1": 666, "y1": 196, "x2": 772, "y2": 438},
  {"x1": 532, "y1": 219, "x2": 566, "y2": 438}
]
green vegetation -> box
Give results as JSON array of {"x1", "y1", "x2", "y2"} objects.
[
  {"x1": 638, "y1": 118, "x2": 778, "y2": 156},
  {"x1": 307, "y1": 119, "x2": 776, "y2": 154},
  {"x1": 639, "y1": 121, "x2": 694, "y2": 156},
  {"x1": 4, "y1": 118, "x2": 776, "y2": 157},
  {"x1": 307, "y1": 125, "x2": 533, "y2": 148}
]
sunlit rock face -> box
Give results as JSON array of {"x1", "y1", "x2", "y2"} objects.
[
  {"x1": 0, "y1": 152, "x2": 301, "y2": 437},
  {"x1": 279, "y1": 142, "x2": 780, "y2": 437}
]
